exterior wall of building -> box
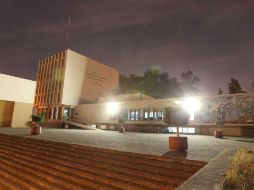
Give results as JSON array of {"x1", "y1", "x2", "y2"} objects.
[
  {"x1": 76, "y1": 103, "x2": 111, "y2": 124},
  {"x1": 11, "y1": 102, "x2": 33, "y2": 128},
  {"x1": 76, "y1": 93, "x2": 254, "y2": 136},
  {"x1": 62, "y1": 50, "x2": 87, "y2": 106},
  {"x1": 80, "y1": 56, "x2": 119, "y2": 103},
  {"x1": 62, "y1": 50, "x2": 119, "y2": 105},
  {"x1": 194, "y1": 125, "x2": 243, "y2": 136},
  {"x1": 0, "y1": 74, "x2": 35, "y2": 128},
  {"x1": 76, "y1": 98, "x2": 177, "y2": 124},
  {"x1": 0, "y1": 73, "x2": 35, "y2": 103},
  {"x1": 98, "y1": 94, "x2": 154, "y2": 103}
]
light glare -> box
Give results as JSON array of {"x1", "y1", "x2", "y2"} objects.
[
  {"x1": 174, "y1": 97, "x2": 201, "y2": 121},
  {"x1": 182, "y1": 97, "x2": 201, "y2": 112},
  {"x1": 106, "y1": 102, "x2": 119, "y2": 115}
]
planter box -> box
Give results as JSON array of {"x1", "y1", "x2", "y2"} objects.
[
  {"x1": 119, "y1": 127, "x2": 125, "y2": 133},
  {"x1": 214, "y1": 130, "x2": 223, "y2": 138},
  {"x1": 169, "y1": 136, "x2": 188, "y2": 151},
  {"x1": 31, "y1": 126, "x2": 41, "y2": 135}
]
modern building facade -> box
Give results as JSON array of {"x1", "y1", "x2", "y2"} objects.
[{"x1": 33, "y1": 49, "x2": 119, "y2": 127}]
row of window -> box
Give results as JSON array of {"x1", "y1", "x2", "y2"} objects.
[
  {"x1": 168, "y1": 127, "x2": 195, "y2": 134},
  {"x1": 125, "y1": 108, "x2": 164, "y2": 121}
]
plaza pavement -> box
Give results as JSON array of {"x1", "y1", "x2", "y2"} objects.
[{"x1": 0, "y1": 127, "x2": 253, "y2": 162}]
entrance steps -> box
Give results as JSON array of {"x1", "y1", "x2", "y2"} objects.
[
  {"x1": 0, "y1": 133, "x2": 206, "y2": 190},
  {"x1": 65, "y1": 120, "x2": 97, "y2": 130}
]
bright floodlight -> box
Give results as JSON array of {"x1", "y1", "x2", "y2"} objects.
[
  {"x1": 106, "y1": 102, "x2": 120, "y2": 115},
  {"x1": 182, "y1": 97, "x2": 201, "y2": 120},
  {"x1": 182, "y1": 97, "x2": 201, "y2": 112}
]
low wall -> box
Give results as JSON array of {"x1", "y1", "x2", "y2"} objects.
[
  {"x1": 176, "y1": 149, "x2": 235, "y2": 190},
  {"x1": 195, "y1": 125, "x2": 243, "y2": 136},
  {"x1": 11, "y1": 102, "x2": 33, "y2": 128},
  {"x1": 99, "y1": 124, "x2": 245, "y2": 136}
]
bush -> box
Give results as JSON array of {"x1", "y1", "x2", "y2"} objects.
[
  {"x1": 31, "y1": 112, "x2": 46, "y2": 126},
  {"x1": 223, "y1": 149, "x2": 254, "y2": 190}
]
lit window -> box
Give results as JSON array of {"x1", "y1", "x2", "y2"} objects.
[
  {"x1": 188, "y1": 128, "x2": 195, "y2": 133},
  {"x1": 168, "y1": 127, "x2": 195, "y2": 134},
  {"x1": 158, "y1": 111, "x2": 162, "y2": 118},
  {"x1": 130, "y1": 110, "x2": 135, "y2": 120},
  {"x1": 135, "y1": 110, "x2": 139, "y2": 120},
  {"x1": 182, "y1": 127, "x2": 188, "y2": 133},
  {"x1": 144, "y1": 109, "x2": 148, "y2": 119},
  {"x1": 149, "y1": 111, "x2": 153, "y2": 118},
  {"x1": 154, "y1": 111, "x2": 157, "y2": 119}
]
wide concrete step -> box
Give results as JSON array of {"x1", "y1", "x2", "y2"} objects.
[
  {"x1": 0, "y1": 134, "x2": 203, "y2": 177},
  {"x1": 0, "y1": 133, "x2": 206, "y2": 190},
  {"x1": 0, "y1": 134, "x2": 204, "y2": 169}
]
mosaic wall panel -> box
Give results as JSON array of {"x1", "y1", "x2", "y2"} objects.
[{"x1": 195, "y1": 93, "x2": 254, "y2": 124}]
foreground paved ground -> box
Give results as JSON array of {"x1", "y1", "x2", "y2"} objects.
[
  {"x1": 0, "y1": 127, "x2": 253, "y2": 162},
  {"x1": 0, "y1": 133, "x2": 206, "y2": 190}
]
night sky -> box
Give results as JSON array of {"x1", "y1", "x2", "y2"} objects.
[{"x1": 0, "y1": 0, "x2": 254, "y2": 95}]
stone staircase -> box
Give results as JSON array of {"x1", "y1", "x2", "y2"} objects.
[{"x1": 0, "y1": 133, "x2": 206, "y2": 190}]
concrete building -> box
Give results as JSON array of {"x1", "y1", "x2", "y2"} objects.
[
  {"x1": 0, "y1": 73, "x2": 35, "y2": 127},
  {"x1": 76, "y1": 93, "x2": 254, "y2": 137},
  {"x1": 34, "y1": 49, "x2": 119, "y2": 127}
]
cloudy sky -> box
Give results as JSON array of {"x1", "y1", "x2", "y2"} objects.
[{"x1": 0, "y1": 0, "x2": 253, "y2": 95}]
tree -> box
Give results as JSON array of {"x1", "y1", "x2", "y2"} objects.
[
  {"x1": 142, "y1": 69, "x2": 161, "y2": 97},
  {"x1": 178, "y1": 70, "x2": 200, "y2": 96},
  {"x1": 119, "y1": 74, "x2": 143, "y2": 94},
  {"x1": 217, "y1": 88, "x2": 223, "y2": 95},
  {"x1": 163, "y1": 107, "x2": 189, "y2": 137},
  {"x1": 228, "y1": 78, "x2": 244, "y2": 94},
  {"x1": 119, "y1": 69, "x2": 200, "y2": 98}
]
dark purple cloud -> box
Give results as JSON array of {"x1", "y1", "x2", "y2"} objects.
[{"x1": 0, "y1": 0, "x2": 253, "y2": 95}]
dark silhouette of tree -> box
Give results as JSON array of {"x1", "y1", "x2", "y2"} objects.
[
  {"x1": 178, "y1": 70, "x2": 200, "y2": 96},
  {"x1": 217, "y1": 88, "x2": 223, "y2": 95},
  {"x1": 142, "y1": 69, "x2": 180, "y2": 98},
  {"x1": 119, "y1": 69, "x2": 200, "y2": 98},
  {"x1": 228, "y1": 78, "x2": 244, "y2": 94},
  {"x1": 119, "y1": 74, "x2": 143, "y2": 94}
]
